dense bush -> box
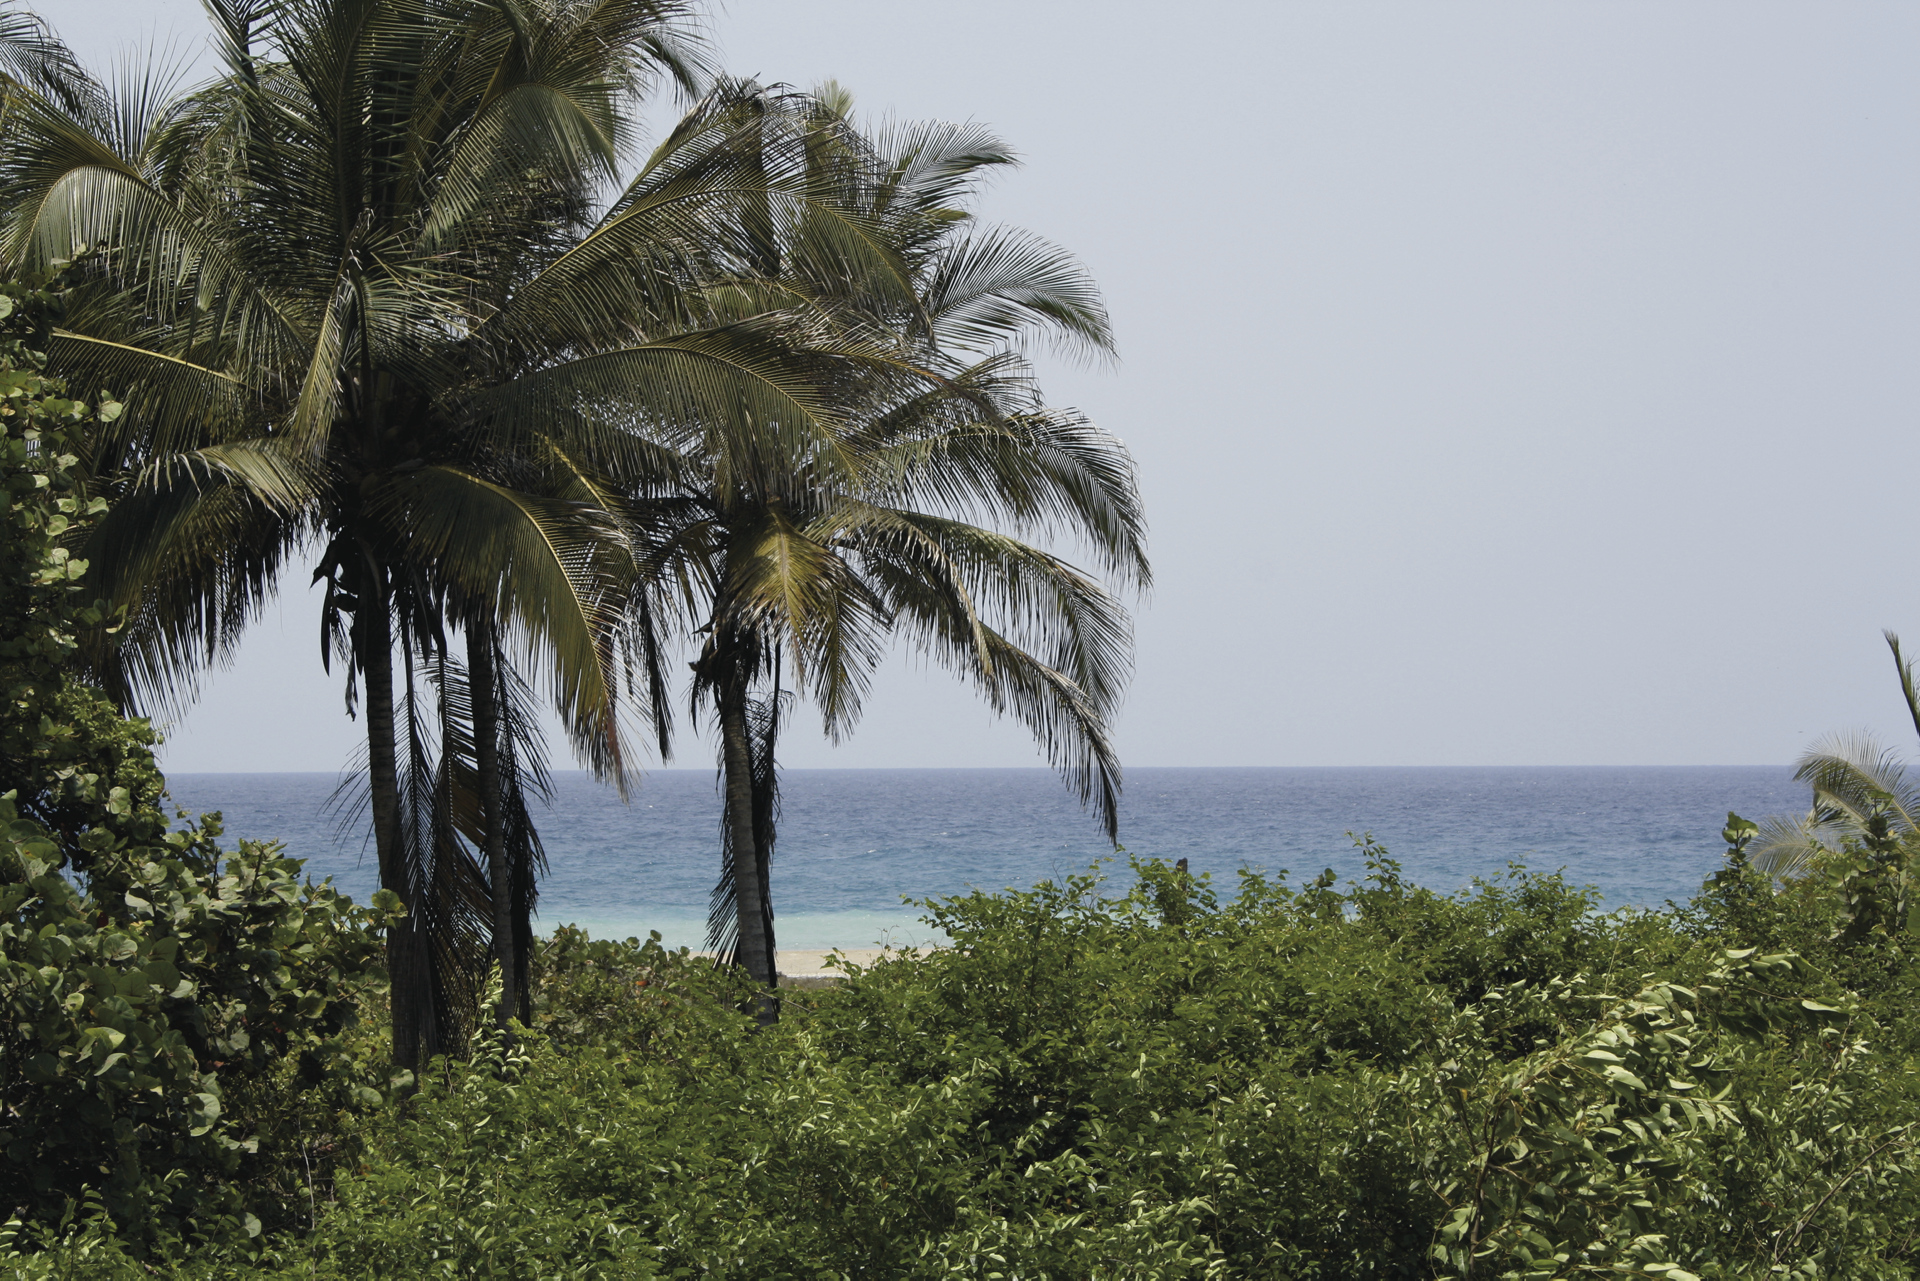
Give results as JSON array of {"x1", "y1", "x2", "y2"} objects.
[
  {"x1": 4, "y1": 837, "x2": 1887, "y2": 1280},
  {"x1": 0, "y1": 269, "x2": 392, "y2": 1249}
]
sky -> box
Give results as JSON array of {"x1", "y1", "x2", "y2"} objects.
[{"x1": 28, "y1": 0, "x2": 1920, "y2": 773}]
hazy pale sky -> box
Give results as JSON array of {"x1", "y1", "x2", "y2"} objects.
[{"x1": 30, "y1": 1, "x2": 1920, "y2": 773}]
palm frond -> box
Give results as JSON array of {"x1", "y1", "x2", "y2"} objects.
[
  {"x1": 0, "y1": 4, "x2": 104, "y2": 117},
  {"x1": 725, "y1": 504, "x2": 887, "y2": 736},
  {"x1": 419, "y1": 78, "x2": 619, "y2": 250},
  {"x1": 866, "y1": 116, "x2": 1016, "y2": 225},
  {"x1": 490, "y1": 82, "x2": 918, "y2": 349},
  {"x1": 921, "y1": 224, "x2": 1113, "y2": 361},
  {"x1": 842, "y1": 506, "x2": 1133, "y2": 716},
  {"x1": 78, "y1": 445, "x2": 313, "y2": 712},
  {"x1": 1795, "y1": 730, "x2": 1920, "y2": 838},
  {"x1": 1886, "y1": 631, "x2": 1920, "y2": 742},
  {"x1": 50, "y1": 331, "x2": 251, "y2": 461},
  {"x1": 472, "y1": 323, "x2": 862, "y2": 493},
  {"x1": 369, "y1": 464, "x2": 632, "y2": 787},
  {"x1": 1747, "y1": 810, "x2": 1845, "y2": 880},
  {"x1": 978, "y1": 623, "x2": 1121, "y2": 843},
  {"x1": 857, "y1": 386, "x2": 1150, "y2": 590}
]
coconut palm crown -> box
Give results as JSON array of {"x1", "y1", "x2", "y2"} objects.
[{"x1": 583, "y1": 93, "x2": 1150, "y2": 997}]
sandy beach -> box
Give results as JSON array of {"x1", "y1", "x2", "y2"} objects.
[{"x1": 776, "y1": 947, "x2": 915, "y2": 987}]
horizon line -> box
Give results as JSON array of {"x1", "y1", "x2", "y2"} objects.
[{"x1": 162, "y1": 762, "x2": 1802, "y2": 774}]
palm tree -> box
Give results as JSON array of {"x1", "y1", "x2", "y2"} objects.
[
  {"x1": 570, "y1": 93, "x2": 1150, "y2": 999},
  {"x1": 0, "y1": 0, "x2": 906, "y2": 1063},
  {"x1": 1748, "y1": 631, "x2": 1920, "y2": 881}
]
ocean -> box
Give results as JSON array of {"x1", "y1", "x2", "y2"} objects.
[{"x1": 163, "y1": 766, "x2": 1810, "y2": 951}]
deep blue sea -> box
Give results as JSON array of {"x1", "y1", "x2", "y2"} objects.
[{"x1": 164, "y1": 767, "x2": 1808, "y2": 951}]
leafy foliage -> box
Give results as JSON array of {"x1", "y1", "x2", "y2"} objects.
[
  {"x1": 0, "y1": 830, "x2": 1901, "y2": 1278},
  {"x1": 0, "y1": 268, "x2": 390, "y2": 1245}
]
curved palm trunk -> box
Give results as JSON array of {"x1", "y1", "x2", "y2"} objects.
[
  {"x1": 357, "y1": 553, "x2": 432, "y2": 1071},
  {"x1": 718, "y1": 673, "x2": 777, "y2": 1014},
  {"x1": 466, "y1": 619, "x2": 516, "y2": 1026}
]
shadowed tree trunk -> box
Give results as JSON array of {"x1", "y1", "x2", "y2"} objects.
[
  {"x1": 357, "y1": 547, "x2": 433, "y2": 1070},
  {"x1": 467, "y1": 618, "x2": 516, "y2": 1027},
  {"x1": 717, "y1": 658, "x2": 776, "y2": 1018},
  {"x1": 512, "y1": 840, "x2": 536, "y2": 1024}
]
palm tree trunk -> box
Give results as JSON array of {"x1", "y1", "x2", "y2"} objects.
[
  {"x1": 718, "y1": 675, "x2": 777, "y2": 1005},
  {"x1": 466, "y1": 618, "x2": 516, "y2": 1026},
  {"x1": 512, "y1": 843, "x2": 536, "y2": 1025},
  {"x1": 357, "y1": 550, "x2": 429, "y2": 1071}
]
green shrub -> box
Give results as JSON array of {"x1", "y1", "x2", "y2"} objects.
[
  {"x1": 106, "y1": 844, "x2": 1897, "y2": 1279},
  {"x1": 0, "y1": 268, "x2": 392, "y2": 1247}
]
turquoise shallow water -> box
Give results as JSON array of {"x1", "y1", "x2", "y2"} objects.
[{"x1": 163, "y1": 766, "x2": 1808, "y2": 951}]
